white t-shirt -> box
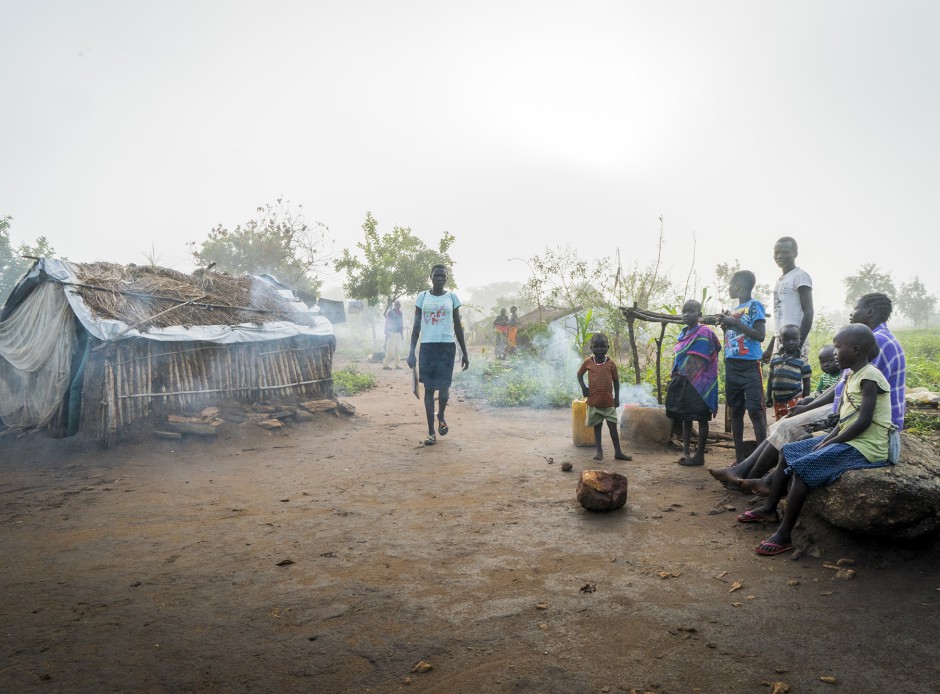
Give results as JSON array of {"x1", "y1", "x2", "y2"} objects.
[
  {"x1": 773, "y1": 267, "x2": 813, "y2": 337},
  {"x1": 415, "y1": 291, "x2": 461, "y2": 343}
]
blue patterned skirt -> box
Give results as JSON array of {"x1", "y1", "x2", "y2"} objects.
[{"x1": 782, "y1": 438, "x2": 889, "y2": 490}]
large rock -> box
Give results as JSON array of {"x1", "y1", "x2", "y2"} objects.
[
  {"x1": 618, "y1": 405, "x2": 673, "y2": 447},
  {"x1": 806, "y1": 433, "x2": 940, "y2": 540},
  {"x1": 576, "y1": 470, "x2": 628, "y2": 512}
]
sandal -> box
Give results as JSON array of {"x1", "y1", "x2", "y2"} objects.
[
  {"x1": 736, "y1": 509, "x2": 780, "y2": 524},
  {"x1": 755, "y1": 540, "x2": 794, "y2": 556},
  {"x1": 438, "y1": 419, "x2": 448, "y2": 436},
  {"x1": 423, "y1": 435, "x2": 436, "y2": 446}
]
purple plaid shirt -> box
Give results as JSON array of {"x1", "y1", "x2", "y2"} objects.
[{"x1": 833, "y1": 323, "x2": 906, "y2": 429}]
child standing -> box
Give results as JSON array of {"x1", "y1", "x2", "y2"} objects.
[
  {"x1": 577, "y1": 333, "x2": 631, "y2": 462},
  {"x1": 765, "y1": 324, "x2": 812, "y2": 420},
  {"x1": 665, "y1": 300, "x2": 722, "y2": 467},
  {"x1": 815, "y1": 344, "x2": 841, "y2": 395},
  {"x1": 718, "y1": 270, "x2": 767, "y2": 461},
  {"x1": 738, "y1": 324, "x2": 892, "y2": 555}
]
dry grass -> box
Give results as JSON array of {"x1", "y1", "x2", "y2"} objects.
[{"x1": 70, "y1": 262, "x2": 316, "y2": 330}]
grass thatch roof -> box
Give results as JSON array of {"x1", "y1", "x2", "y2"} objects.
[{"x1": 70, "y1": 262, "x2": 317, "y2": 330}]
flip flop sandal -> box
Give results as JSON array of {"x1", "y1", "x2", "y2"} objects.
[
  {"x1": 438, "y1": 420, "x2": 448, "y2": 436},
  {"x1": 737, "y1": 509, "x2": 780, "y2": 523},
  {"x1": 423, "y1": 435, "x2": 436, "y2": 446},
  {"x1": 754, "y1": 540, "x2": 794, "y2": 556}
]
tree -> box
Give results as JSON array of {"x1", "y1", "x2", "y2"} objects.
[
  {"x1": 0, "y1": 215, "x2": 56, "y2": 300},
  {"x1": 842, "y1": 263, "x2": 897, "y2": 308},
  {"x1": 334, "y1": 212, "x2": 457, "y2": 308},
  {"x1": 713, "y1": 260, "x2": 771, "y2": 307},
  {"x1": 897, "y1": 276, "x2": 937, "y2": 327},
  {"x1": 190, "y1": 197, "x2": 333, "y2": 295}
]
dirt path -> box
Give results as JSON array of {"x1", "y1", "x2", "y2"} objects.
[{"x1": 1, "y1": 360, "x2": 938, "y2": 693}]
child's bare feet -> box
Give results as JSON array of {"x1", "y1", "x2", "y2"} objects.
[
  {"x1": 614, "y1": 452, "x2": 631, "y2": 461},
  {"x1": 593, "y1": 451, "x2": 603, "y2": 461},
  {"x1": 708, "y1": 466, "x2": 740, "y2": 485},
  {"x1": 739, "y1": 475, "x2": 771, "y2": 496},
  {"x1": 679, "y1": 453, "x2": 705, "y2": 467}
]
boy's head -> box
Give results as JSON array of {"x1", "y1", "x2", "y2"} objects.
[
  {"x1": 510, "y1": 306, "x2": 517, "y2": 313},
  {"x1": 394, "y1": 300, "x2": 401, "y2": 309},
  {"x1": 429, "y1": 264, "x2": 448, "y2": 290},
  {"x1": 773, "y1": 237, "x2": 798, "y2": 273},
  {"x1": 728, "y1": 270, "x2": 756, "y2": 301},
  {"x1": 832, "y1": 324, "x2": 878, "y2": 370},
  {"x1": 817, "y1": 344, "x2": 839, "y2": 375},
  {"x1": 779, "y1": 324, "x2": 802, "y2": 354},
  {"x1": 499, "y1": 308, "x2": 507, "y2": 316},
  {"x1": 589, "y1": 332, "x2": 609, "y2": 358},
  {"x1": 850, "y1": 292, "x2": 893, "y2": 329},
  {"x1": 681, "y1": 300, "x2": 702, "y2": 328}
]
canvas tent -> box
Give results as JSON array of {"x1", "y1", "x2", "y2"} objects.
[{"x1": 0, "y1": 259, "x2": 335, "y2": 446}]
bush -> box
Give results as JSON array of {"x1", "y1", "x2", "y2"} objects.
[{"x1": 332, "y1": 366, "x2": 377, "y2": 396}]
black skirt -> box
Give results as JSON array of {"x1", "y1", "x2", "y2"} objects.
[{"x1": 665, "y1": 375, "x2": 712, "y2": 422}]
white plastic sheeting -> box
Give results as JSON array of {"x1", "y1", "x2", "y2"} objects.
[
  {"x1": 0, "y1": 258, "x2": 335, "y2": 429},
  {"x1": 0, "y1": 282, "x2": 76, "y2": 428},
  {"x1": 38, "y1": 259, "x2": 335, "y2": 344}
]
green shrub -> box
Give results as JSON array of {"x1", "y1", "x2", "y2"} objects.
[{"x1": 332, "y1": 365, "x2": 377, "y2": 396}]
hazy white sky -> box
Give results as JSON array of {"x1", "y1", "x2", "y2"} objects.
[{"x1": 2, "y1": 1, "x2": 938, "y2": 312}]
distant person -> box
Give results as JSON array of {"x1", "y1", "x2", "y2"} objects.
[
  {"x1": 493, "y1": 308, "x2": 509, "y2": 360},
  {"x1": 738, "y1": 324, "x2": 893, "y2": 556},
  {"x1": 718, "y1": 270, "x2": 767, "y2": 461},
  {"x1": 407, "y1": 264, "x2": 470, "y2": 446},
  {"x1": 577, "y1": 333, "x2": 631, "y2": 462},
  {"x1": 765, "y1": 324, "x2": 812, "y2": 420},
  {"x1": 764, "y1": 237, "x2": 813, "y2": 360},
  {"x1": 664, "y1": 300, "x2": 721, "y2": 467},
  {"x1": 507, "y1": 306, "x2": 519, "y2": 353},
  {"x1": 815, "y1": 344, "x2": 841, "y2": 395},
  {"x1": 383, "y1": 300, "x2": 404, "y2": 370}
]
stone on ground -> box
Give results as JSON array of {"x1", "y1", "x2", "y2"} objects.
[
  {"x1": 576, "y1": 470, "x2": 628, "y2": 512},
  {"x1": 806, "y1": 433, "x2": 940, "y2": 540}
]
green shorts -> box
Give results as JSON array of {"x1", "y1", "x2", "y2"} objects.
[{"x1": 586, "y1": 406, "x2": 618, "y2": 426}]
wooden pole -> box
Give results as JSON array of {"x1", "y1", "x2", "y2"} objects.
[
  {"x1": 627, "y1": 302, "x2": 641, "y2": 386},
  {"x1": 655, "y1": 321, "x2": 667, "y2": 405}
]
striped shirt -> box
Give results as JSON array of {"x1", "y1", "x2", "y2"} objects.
[
  {"x1": 816, "y1": 371, "x2": 840, "y2": 394},
  {"x1": 768, "y1": 353, "x2": 812, "y2": 402},
  {"x1": 833, "y1": 323, "x2": 906, "y2": 429}
]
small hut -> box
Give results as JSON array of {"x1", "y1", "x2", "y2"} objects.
[{"x1": 0, "y1": 259, "x2": 336, "y2": 446}]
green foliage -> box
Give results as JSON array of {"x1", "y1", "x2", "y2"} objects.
[
  {"x1": 335, "y1": 212, "x2": 457, "y2": 308},
  {"x1": 457, "y1": 357, "x2": 577, "y2": 408},
  {"x1": 190, "y1": 197, "x2": 332, "y2": 295},
  {"x1": 897, "y1": 276, "x2": 937, "y2": 328},
  {"x1": 903, "y1": 410, "x2": 940, "y2": 436},
  {"x1": 0, "y1": 215, "x2": 56, "y2": 300},
  {"x1": 895, "y1": 329, "x2": 940, "y2": 390},
  {"x1": 332, "y1": 365, "x2": 377, "y2": 395},
  {"x1": 842, "y1": 263, "x2": 896, "y2": 309}
]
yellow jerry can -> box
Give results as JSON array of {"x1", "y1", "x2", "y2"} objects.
[{"x1": 571, "y1": 399, "x2": 596, "y2": 447}]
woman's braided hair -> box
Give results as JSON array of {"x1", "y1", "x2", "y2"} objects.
[{"x1": 858, "y1": 293, "x2": 893, "y2": 323}]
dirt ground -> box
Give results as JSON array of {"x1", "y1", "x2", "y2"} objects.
[{"x1": 1, "y1": 357, "x2": 938, "y2": 694}]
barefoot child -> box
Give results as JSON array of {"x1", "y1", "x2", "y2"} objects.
[
  {"x1": 738, "y1": 324, "x2": 893, "y2": 555},
  {"x1": 765, "y1": 324, "x2": 812, "y2": 420},
  {"x1": 665, "y1": 300, "x2": 721, "y2": 466},
  {"x1": 718, "y1": 270, "x2": 768, "y2": 461},
  {"x1": 577, "y1": 333, "x2": 631, "y2": 462}
]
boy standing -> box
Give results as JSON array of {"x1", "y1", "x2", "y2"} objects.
[
  {"x1": 577, "y1": 333, "x2": 631, "y2": 462},
  {"x1": 718, "y1": 270, "x2": 767, "y2": 461},
  {"x1": 765, "y1": 324, "x2": 812, "y2": 420},
  {"x1": 765, "y1": 237, "x2": 813, "y2": 359}
]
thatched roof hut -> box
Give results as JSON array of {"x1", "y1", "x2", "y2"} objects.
[{"x1": 0, "y1": 259, "x2": 336, "y2": 446}]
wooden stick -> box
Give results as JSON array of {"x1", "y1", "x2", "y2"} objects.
[{"x1": 90, "y1": 295, "x2": 209, "y2": 351}]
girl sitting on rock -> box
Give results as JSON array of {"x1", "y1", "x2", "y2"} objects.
[{"x1": 738, "y1": 324, "x2": 893, "y2": 556}]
